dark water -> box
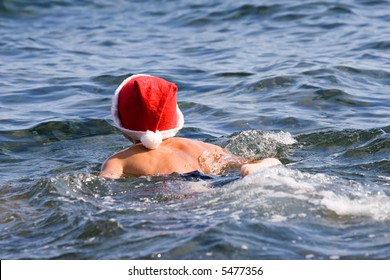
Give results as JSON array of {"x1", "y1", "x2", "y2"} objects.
[{"x1": 1, "y1": 0, "x2": 389, "y2": 259}]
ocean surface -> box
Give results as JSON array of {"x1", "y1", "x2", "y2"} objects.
[{"x1": 0, "y1": 0, "x2": 389, "y2": 260}]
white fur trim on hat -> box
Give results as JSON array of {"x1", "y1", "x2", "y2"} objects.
[{"x1": 111, "y1": 74, "x2": 185, "y2": 149}]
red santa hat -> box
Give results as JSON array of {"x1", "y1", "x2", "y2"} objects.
[{"x1": 112, "y1": 74, "x2": 184, "y2": 149}]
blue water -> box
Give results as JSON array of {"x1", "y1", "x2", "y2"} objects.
[{"x1": 0, "y1": 0, "x2": 389, "y2": 259}]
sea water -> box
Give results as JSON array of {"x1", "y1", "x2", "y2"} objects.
[{"x1": 0, "y1": 0, "x2": 389, "y2": 259}]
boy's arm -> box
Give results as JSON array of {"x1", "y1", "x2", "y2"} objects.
[
  {"x1": 205, "y1": 150, "x2": 281, "y2": 177},
  {"x1": 240, "y1": 158, "x2": 282, "y2": 177}
]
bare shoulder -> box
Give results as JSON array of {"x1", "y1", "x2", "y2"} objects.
[
  {"x1": 173, "y1": 137, "x2": 227, "y2": 154},
  {"x1": 100, "y1": 155, "x2": 123, "y2": 179}
]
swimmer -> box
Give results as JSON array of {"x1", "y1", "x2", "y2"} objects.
[{"x1": 100, "y1": 74, "x2": 281, "y2": 179}]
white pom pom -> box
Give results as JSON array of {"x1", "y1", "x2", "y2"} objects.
[{"x1": 140, "y1": 130, "x2": 162, "y2": 149}]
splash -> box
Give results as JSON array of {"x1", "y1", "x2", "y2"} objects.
[
  {"x1": 50, "y1": 173, "x2": 112, "y2": 199},
  {"x1": 320, "y1": 191, "x2": 390, "y2": 221},
  {"x1": 222, "y1": 166, "x2": 390, "y2": 222},
  {"x1": 225, "y1": 130, "x2": 297, "y2": 160}
]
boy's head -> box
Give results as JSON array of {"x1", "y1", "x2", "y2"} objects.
[{"x1": 112, "y1": 74, "x2": 184, "y2": 149}]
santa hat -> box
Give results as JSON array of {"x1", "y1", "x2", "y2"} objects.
[{"x1": 112, "y1": 74, "x2": 184, "y2": 149}]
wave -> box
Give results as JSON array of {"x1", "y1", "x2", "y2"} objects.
[
  {"x1": 226, "y1": 166, "x2": 390, "y2": 222},
  {"x1": 0, "y1": 119, "x2": 116, "y2": 150},
  {"x1": 222, "y1": 130, "x2": 297, "y2": 160},
  {"x1": 0, "y1": 0, "x2": 109, "y2": 13},
  {"x1": 26, "y1": 162, "x2": 390, "y2": 235},
  {"x1": 296, "y1": 126, "x2": 389, "y2": 155},
  {"x1": 169, "y1": 1, "x2": 358, "y2": 30}
]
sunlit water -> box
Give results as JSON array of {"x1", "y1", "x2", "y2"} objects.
[{"x1": 1, "y1": 0, "x2": 389, "y2": 259}]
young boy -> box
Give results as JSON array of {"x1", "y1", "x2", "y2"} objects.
[{"x1": 100, "y1": 74, "x2": 281, "y2": 179}]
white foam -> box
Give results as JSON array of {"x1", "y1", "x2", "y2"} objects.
[
  {"x1": 269, "y1": 214, "x2": 288, "y2": 222},
  {"x1": 225, "y1": 130, "x2": 297, "y2": 159},
  {"x1": 320, "y1": 191, "x2": 390, "y2": 221},
  {"x1": 239, "y1": 166, "x2": 315, "y2": 192},
  {"x1": 261, "y1": 131, "x2": 297, "y2": 145},
  {"x1": 224, "y1": 165, "x2": 390, "y2": 222}
]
